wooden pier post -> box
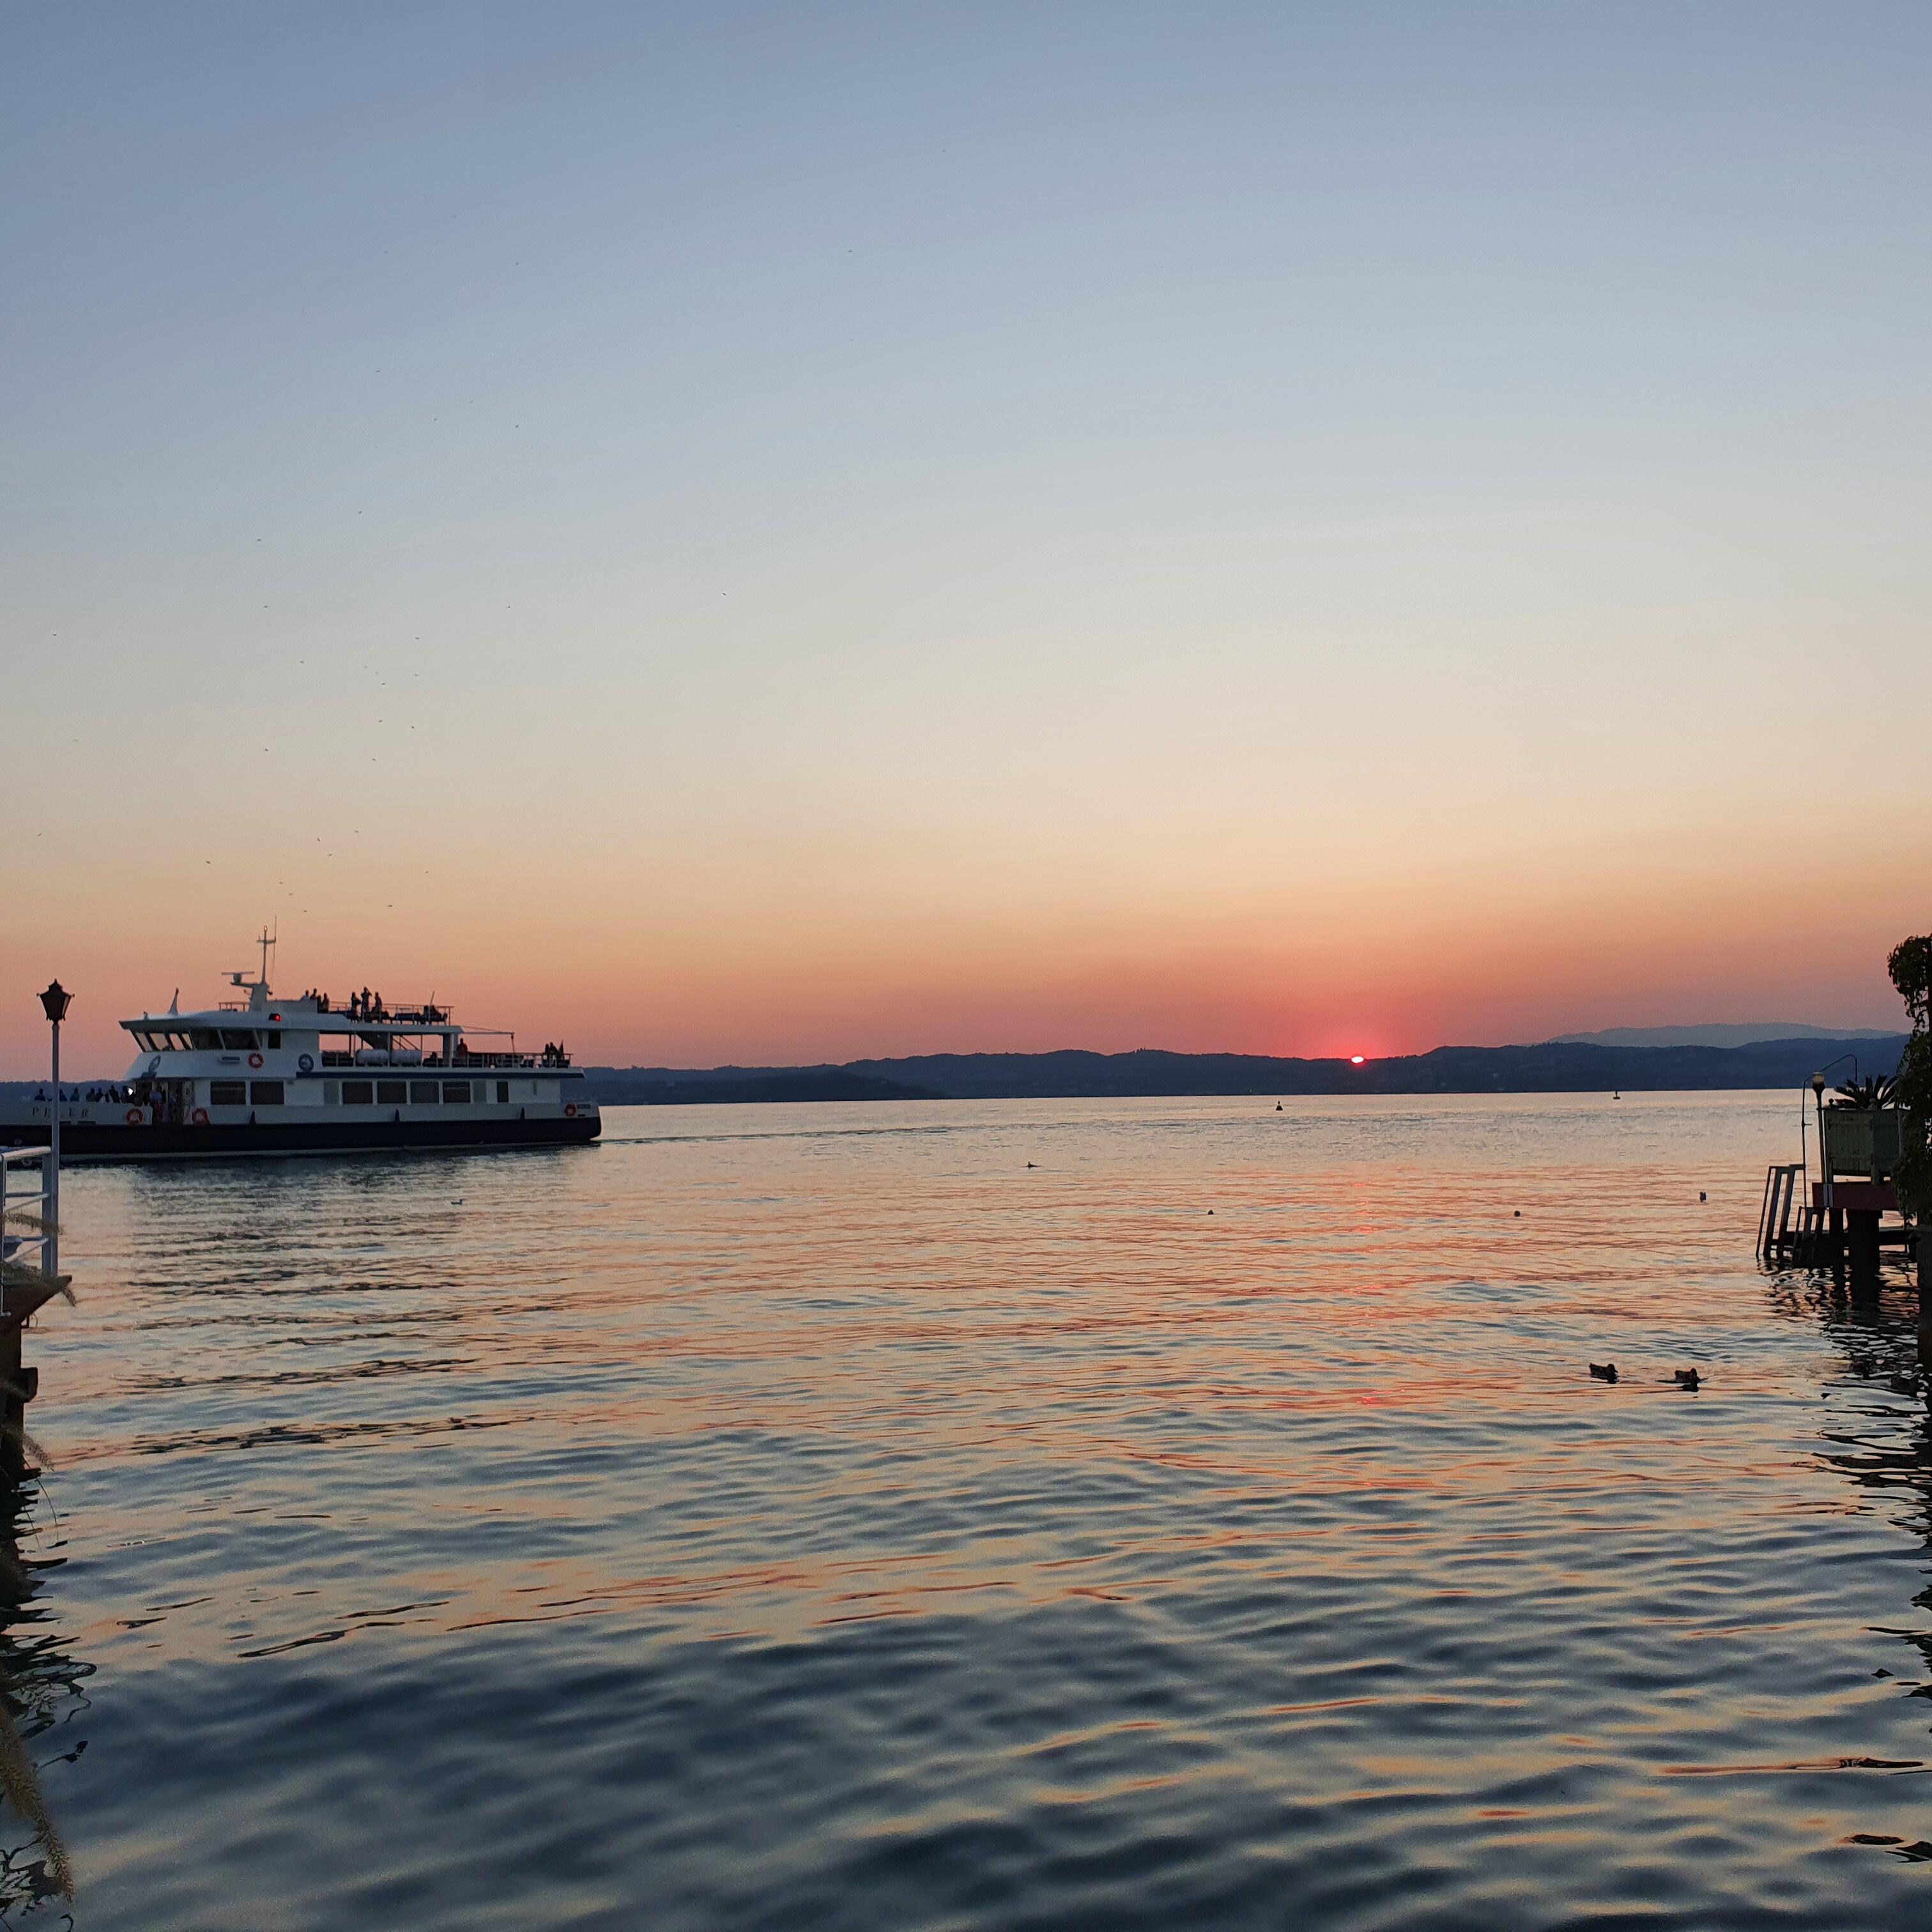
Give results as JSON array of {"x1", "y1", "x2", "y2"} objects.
[
  {"x1": 0, "y1": 1315, "x2": 26, "y2": 1483},
  {"x1": 1846, "y1": 1208, "x2": 1883, "y2": 1283},
  {"x1": 0, "y1": 1281, "x2": 56, "y2": 1483}
]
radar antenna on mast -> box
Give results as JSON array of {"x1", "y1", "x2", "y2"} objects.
[{"x1": 226, "y1": 926, "x2": 279, "y2": 1009}]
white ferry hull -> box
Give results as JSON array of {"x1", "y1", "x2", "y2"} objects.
[{"x1": 11, "y1": 949, "x2": 600, "y2": 1163}]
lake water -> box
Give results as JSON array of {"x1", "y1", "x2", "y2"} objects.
[{"x1": 8, "y1": 1092, "x2": 1932, "y2": 1929}]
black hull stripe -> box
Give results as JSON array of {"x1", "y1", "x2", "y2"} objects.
[{"x1": 0, "y1": 1118, "x2": 601, "y2": 1163}]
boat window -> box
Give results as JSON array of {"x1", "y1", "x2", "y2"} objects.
[
  {"x1": 263, "y1": 1031, "x2": 280, "y2": 1050},
  {"x1": 342, "y1": 1080, "x2": 374, "y2": 1105},
  {"x1": 496, "y1": 1081, "x2": 509, "y2": 1103},
  {"x1": 210, "y1": 1079, "x2": 247, "y2": 1105},
  {"x1": 220, "y1": 1031, "x2": 258, "y2": 1050},
  {"x1": 323, "y1": 1082, "x2": 340, "y2": 1105},
  {"x1": 250, "y1": 1081, "x2": 284, "y2": 1105},
  {"x1": 376, "y1": 1080, "x2": 408, "y2": 1105},
  {"x1": 441, "y1": 1081, "x2": 471, "y2": 1104},
  {"x1": 410, "y1": 1080, "x2": 440, "y2": 1105},
  {"x1": 188, "y1": 1029, "x2": 224, "y2": 1050}
]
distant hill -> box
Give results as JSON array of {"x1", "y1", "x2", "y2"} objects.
[
  {"x1": 583, "y1": 1032, "x2": 1910, "y2": 1105},
  {"x1": 623, "y1": 1071, "x2": 945, "y2": 1105},
  {"x1": 1551, "y1": 1022, "x2": 1899, "y2": 1050}
]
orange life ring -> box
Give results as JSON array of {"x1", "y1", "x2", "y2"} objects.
[
  {"x1": 564, "y1": 1101, "x2": 578, "y2": 1117},
  {"x1": 125, "y1": 1108, "x2": 144, "y2": 1125},
  {"x1": 192, "y1": 1107, "x2": 210, "y2": 1125},
  {"x1": 248, "y1": 1052, "x2": 264, "y2": 1068}
]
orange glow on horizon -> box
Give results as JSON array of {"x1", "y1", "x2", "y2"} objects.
[{"x1": 1, "y1": 776, "x2": 1924, "y2": 1079}]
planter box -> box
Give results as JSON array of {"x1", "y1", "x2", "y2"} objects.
[{"x1": 1821, "y1": 1107, "x2": 1907, "y2": 1180}]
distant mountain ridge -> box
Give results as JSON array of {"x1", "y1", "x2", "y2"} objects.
[
  {"x1": 6, "y1": 1031, "x2": 1906, "y2": 1110},
  {"x1": 1550, "y1": 1022, "x2": 1898, "y2": 1050},
  {"x1": 582, "y1": 1032, "x2": 1910, "y2": 1105}
]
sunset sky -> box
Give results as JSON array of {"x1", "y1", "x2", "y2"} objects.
[{"x1": 6, "y1": 3, "x2": 1929, "y2": 1077}]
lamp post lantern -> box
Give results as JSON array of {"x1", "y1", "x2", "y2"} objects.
[{"x1": 38, "y1": 983, "x2": 70, "y2": 1278}]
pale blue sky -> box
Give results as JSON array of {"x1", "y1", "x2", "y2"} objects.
[{"x1": 5, "y1": 4, "x2": 1929, "y2": 1071}]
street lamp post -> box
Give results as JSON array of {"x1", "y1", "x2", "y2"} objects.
[
  {"x1": 1809, "y1": 1053, "x2": 1864, "y2": 1252},
  {"x1": 38, "y1": 982, "x2": 70, "y2": 1280},
  {"x1": 1811, "y1": 1070, "x2": 1828, "y2": 1216}
]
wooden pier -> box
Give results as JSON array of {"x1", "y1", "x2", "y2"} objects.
[
  {"x1": 0, "y1": 1149, "x2": 65, "y2": 1480},
  {"x1": 0, "y1": 985, "x2": 76, "y2": 1480},
  {"x1": 1758, "y1": 1165, "x2": 1910, "y2": 1272},
  {"x1": 1759, "y1": 1075, "x2": 1919, "y2": 1273}
]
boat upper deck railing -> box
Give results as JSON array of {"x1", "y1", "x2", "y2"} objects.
[
  {"x1": 216, "y1": 996, "x2": 456, "y2": 1023},
  {"x1": 315, "y1": 1049, "x2": 551, "y2": 1070}
]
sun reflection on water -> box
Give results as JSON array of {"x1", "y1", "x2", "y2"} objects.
[{"x1": 9, "y1": 1094, "x2": 1932, "y2": 1927}]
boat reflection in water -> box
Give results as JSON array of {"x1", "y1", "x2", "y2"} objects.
[{"x1": 20, "y1": 1095, "x2": 1932, "y2": 1926}]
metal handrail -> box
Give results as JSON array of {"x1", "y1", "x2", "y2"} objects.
[{"x1": 1, "y1": 1147, "x2": 54, "y2": 1276}]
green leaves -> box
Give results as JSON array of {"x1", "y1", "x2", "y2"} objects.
[
  {"x1": 1887, "y1": 933, "x2": 1932, "y2": 1221},
  {"x1": 1890, "y1": 934, "x2": 1932, "y2": 1031}
]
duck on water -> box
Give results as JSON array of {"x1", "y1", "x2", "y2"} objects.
[{"x1": 1, "y1": 938, "x2": 599, "y2": 1162}]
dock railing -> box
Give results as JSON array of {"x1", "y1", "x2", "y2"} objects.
[
  {"x1": 1, "y1": 1147, "x2": 57, "y2": 1285},
  {"x1": 1758, "y1": 1163, "x2": 1805, "y2": 1262}
]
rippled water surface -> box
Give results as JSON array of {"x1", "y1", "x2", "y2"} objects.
[{"x1": 10, "y1": 1093, "x2": 1932, "y2": 1928}]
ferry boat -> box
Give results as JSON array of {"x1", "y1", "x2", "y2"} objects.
[{"x1": 1, "y1": 942, "x2": 600, "y2": 1161}]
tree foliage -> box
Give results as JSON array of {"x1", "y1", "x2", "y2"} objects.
[{"x1": 1889, "y1": 934, "x2": 1932, "y2": 1222}]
